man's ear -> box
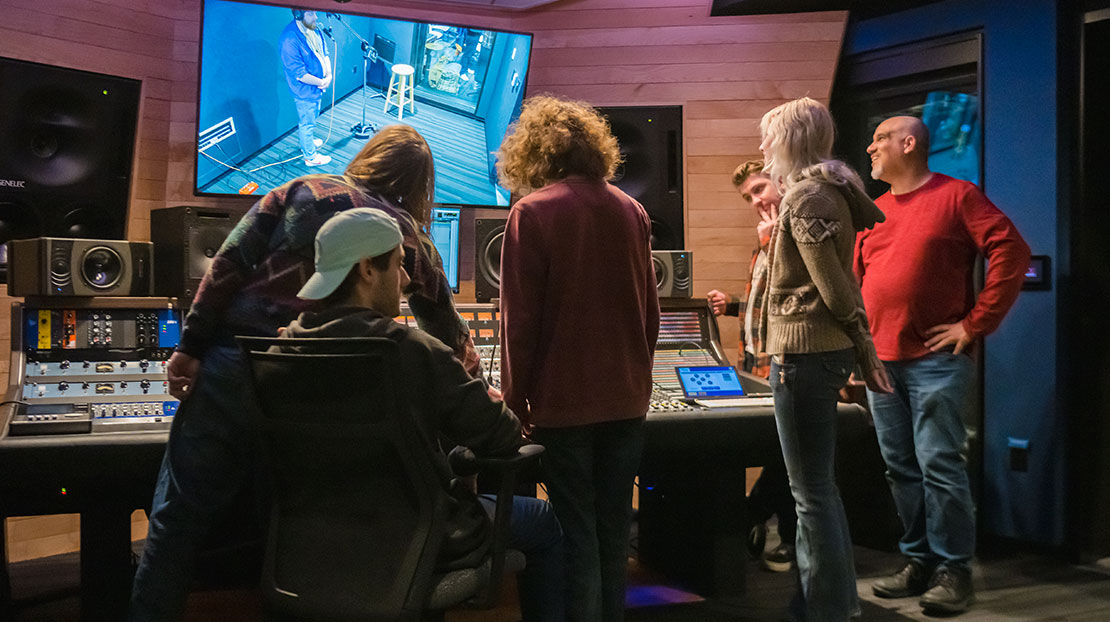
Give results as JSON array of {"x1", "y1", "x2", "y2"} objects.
[
  {"x1": 903, "y1": 134, "x2": 917, "y2": 156},
  {"x1": 358, "y1": 257, "x2": 377, "y2": 284}
]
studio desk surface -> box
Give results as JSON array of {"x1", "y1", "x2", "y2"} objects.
[{"x1": 0, "y1": 298, "x2": 871, "y2": 618}]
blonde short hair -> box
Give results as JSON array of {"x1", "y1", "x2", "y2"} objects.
[
  {"x1": 496, "y1": 95, "x2": 622, "y2": 195},
  {"x1": 759, "y1": 97, "x2": 866, "y2": 193},
  {"x1": 759, "y1": 97, "x2": 836, "y2": 187}
]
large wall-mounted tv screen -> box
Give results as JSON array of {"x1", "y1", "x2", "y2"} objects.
[{"x1": 196, "y1": 0, "x2": 533, "y2": 207}]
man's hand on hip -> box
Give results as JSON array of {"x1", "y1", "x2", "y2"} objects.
[{"x1": 925, "y1": 321, "x2": 974, "y2": 355}]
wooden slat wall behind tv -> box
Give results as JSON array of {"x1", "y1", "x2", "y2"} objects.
[{"x1": 0, "y1": 0, "x2": 845, "y2": 561}]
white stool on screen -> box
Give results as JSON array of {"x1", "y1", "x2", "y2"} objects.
[{"x1": 384, "y1": 63, "x2": 415, "y2": 120}]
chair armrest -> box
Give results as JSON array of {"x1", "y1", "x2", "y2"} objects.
[
  {"x1": 447, "y1": 443, "x2": 544, "y2": 477},
  {"x1": 450, "y1": 443, "x2": 545, "y2": 609}
]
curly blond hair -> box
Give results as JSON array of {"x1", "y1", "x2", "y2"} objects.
[
  {"x1": 496, "y1": 95, "x2": 622, "y2": 195},
  {"x1": 346, "y1": 125, "x2": 435, "y2": 226}
]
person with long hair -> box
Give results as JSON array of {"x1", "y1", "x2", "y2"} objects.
[
  {"x1": 130, "y1": 125, "x2": 480, "y2": 621},
  {"x1": 756, "y1": 97, "x2": 893, "y2": 621},
  {"x1": 497, "y1": 95, "x2": 660, "y2": 622}
]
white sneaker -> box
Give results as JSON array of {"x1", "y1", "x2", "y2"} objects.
[
  {"x1": 304, "y1": 153, "x2": 331, "y2": 166},
  {"x1": 313, "y1": 138, "x2": 323, "y2": 148}
]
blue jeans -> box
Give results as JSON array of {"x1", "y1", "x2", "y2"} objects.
[
  {"x1": 531, "y1": 417, "x2": 645, "y2": 622},
  {"x1": 478, "y1": 495, "x2": 564, "y2": 622},
  {"x1": 294, "y1": 98, "x2": 321, "y2": 159},
  {"x1": 129, "y1": 346, "x2": 260, "y2": 622},
  {"x1": 867, "y1": 351, "x2": 975, "y2": 571},
  {"x1": 771, "y1": 349, "x2": 859, "y2": 622}
]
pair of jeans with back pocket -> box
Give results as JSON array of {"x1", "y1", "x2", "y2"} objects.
[{"x1": 770, "y1": 348, "x2": 859, "y2": 622}]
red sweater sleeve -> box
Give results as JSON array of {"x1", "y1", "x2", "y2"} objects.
[
  {"x1": 958, "y1": 187, "x2": 1031, "y2": 337},
  {"x1": 499, "y1": 205, "x2": 547, "y2": 423}
]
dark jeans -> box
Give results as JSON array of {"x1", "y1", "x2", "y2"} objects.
[
  {"x1": 744, "y1": 352, "x2": 797, "y2": 544},
  {"x1": 478, "y1": 495, "x2": 565, "y2": 622},
  {"x1": 532, "y1": 417, "x2": 645, "y2": 622},
  {"x1": 749, "y1": 459, "x2": 798, "y2": 543},
  {"x1": 771, "y1": 349, "x2": 859, "y2": 622},
  {"x1": 129, "y1": 346, "x2": 260, "y2": 622},
  {"x1": 867, "y1": 351, "x2": 975, "y2": 570}
]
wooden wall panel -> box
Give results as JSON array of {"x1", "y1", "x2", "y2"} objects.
[{"x1": 0, "y1": 0, "x2": 846, "y2": 560}]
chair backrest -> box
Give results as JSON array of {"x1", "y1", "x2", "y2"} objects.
[{"x1": 238, "y1": 336, "x2": 449, "y2": 622}]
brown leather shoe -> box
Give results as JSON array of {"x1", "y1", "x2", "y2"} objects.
[
  {"x1": 872, "y1": 559, "x2": 930, "y2": 598},
  {"x1": 920, "y1": 565, "x2": 974, "y2": 613}
]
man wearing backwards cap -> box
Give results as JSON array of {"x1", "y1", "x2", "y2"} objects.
[{"x1": 281, "y1": 209, "x2": 565, "y2": 622}]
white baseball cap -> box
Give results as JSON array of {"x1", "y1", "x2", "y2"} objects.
[{"x1": 297, "y1": 208, "x2": 403, "y2": 300}]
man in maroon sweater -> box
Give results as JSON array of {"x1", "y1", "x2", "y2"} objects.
[
  {"x1": 496, "y1": 95, "x2": 660, "y2": 622},
  {"x1": 855, "y1": 116, "x2": 1030, "y2": 615}
]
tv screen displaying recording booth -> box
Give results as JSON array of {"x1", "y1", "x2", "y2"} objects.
[{"x1": 195, "y1": 0, "x2": 533, "y2": 207}]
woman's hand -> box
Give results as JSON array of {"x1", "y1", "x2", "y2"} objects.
[{"x1": 865, "y1": 365, "x2": 894, "y2": 394}]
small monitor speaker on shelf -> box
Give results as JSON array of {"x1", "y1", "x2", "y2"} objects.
[
  {"x1": 474, "y1": 218, "x2": 507, "y2": 303},
  {"x1": 8, "y1": 237, "x2": 153, "y2": 297},
  {"x1": 652, "y1": 250, "x2": 692, "y2": 299},
  {"x1": 151, "y1": 206, "x2": 246, "y2": 304}
]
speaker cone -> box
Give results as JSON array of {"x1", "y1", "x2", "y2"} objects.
[
  {"x1": 81, "y1": 245, "x2": 123, "y2": 290},
  {"x1": 188, "y1": 226, "x2": 230, "y2": 278},
  {"x1": 478, "y1": 229, "x2": 504, "y2": 289},
  {"x1": 11, "y1": 85, "x2": 100, "y2": 187},
  {"x1": 63, "y1": 205, "x2": 116, "y2": 239},
  {"x1": 653, "y1": 254, "x2": 666, "y2": 288}
]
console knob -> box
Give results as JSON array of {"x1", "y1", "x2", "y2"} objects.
[
  {"x1": 58, "y1": 381, "x2": 69, "y2": 392},
  {"x1": 60, "y1": 360, "x2": 70, "y2": 370},
  {"x1": 140, "y1": 379, "x2": 151, "y2": 393}
]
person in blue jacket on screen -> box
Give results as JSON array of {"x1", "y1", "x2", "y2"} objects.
[{"x1": 280, "y1": 8, "x2": 332, "y2": 167}]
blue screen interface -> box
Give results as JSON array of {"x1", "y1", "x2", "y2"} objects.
[
  {"x1": 158, "y1": 309, "x2": 182, "y2": 348},
  {"x1": 676, "y1": 366, "x2": 745, "y2": 398},
  {"x1": 430, "y1": 207, "x2": 460, "y2": 291}
]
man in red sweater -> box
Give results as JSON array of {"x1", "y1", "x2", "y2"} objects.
[
  {"x1": 856, "y1": 116, "x2": 1030, "y2": 615},
  {"x1": 496, "y1": 95, "x2": 660, "y2": 622}
]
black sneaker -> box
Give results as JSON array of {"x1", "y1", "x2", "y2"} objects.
[
  {"x1": 747, "y1": 522, "x2": 767, "y2": 559},
  {"x1": 763, "y1": 543, "x2": 795, "y2": 572},
  {"x1": 920, "y1": 565, "x2": 974, "y2": 614},
  {"x1": 872, "y1": 559, "x2": 930, "y2": 598}
]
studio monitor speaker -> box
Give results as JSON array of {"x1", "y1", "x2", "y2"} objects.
[
  {"x1": 151, "y1": 206, "x2": 247, "y2": 304},
  {"x1": 474, "y1": 218, "x2": 507, "y2": 303},
  {"x1": 599, "y1": 106, "x2": 683, "y2": 250},
  {"x1": 653, "y1": 250, "x2": 692, "y2": 298},
  {"x1": 0, "y1": 58, "x2": 141, "y2": 251},
  {"x1": 8, "y1": 238, "x2": 153, "y2": 297}
]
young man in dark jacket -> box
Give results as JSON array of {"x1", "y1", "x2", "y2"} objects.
[{"x1": 284, "y1": 208, "x2": 564, "y2": 622}]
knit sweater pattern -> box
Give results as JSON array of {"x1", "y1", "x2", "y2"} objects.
[{"x1": 760, "y1": 163, "x2": 886, "y2": 373}]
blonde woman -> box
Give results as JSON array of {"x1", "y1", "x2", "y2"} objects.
[{"x1": 757, "y1": 97, "x2": 893, "y2": 622}]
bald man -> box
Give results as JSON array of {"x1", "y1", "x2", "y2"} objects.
[{"x1": 855, "y1": 116, "x2": 1029, "y2": 615}]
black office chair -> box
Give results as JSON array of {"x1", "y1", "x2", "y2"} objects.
[{"x1": 237, "y1": 336, "x2": 539, "y2": 622}]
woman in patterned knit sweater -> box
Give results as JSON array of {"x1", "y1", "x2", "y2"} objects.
[{"x1": 757, "y1": 97, "x2": 894, "y2": 622}]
